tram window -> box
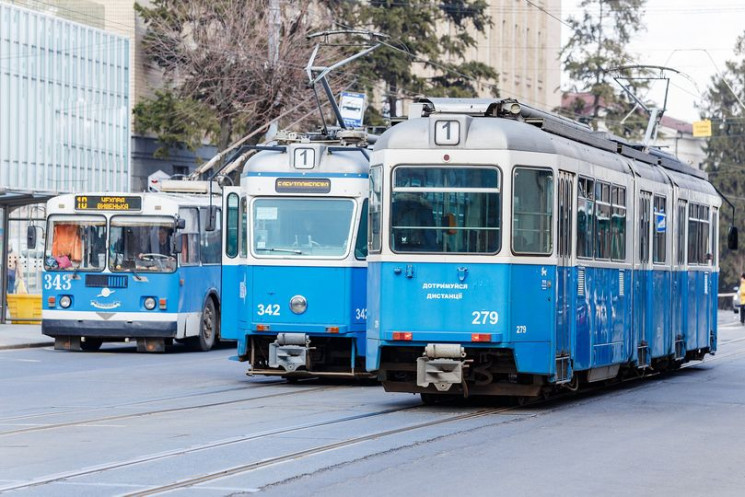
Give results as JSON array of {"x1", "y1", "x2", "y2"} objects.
[
  {"x1": 512, "y1": 167, "x2": 553, "y2": 255},
  {"x1": 390, "y1": 166, "x2": 501, "y2": 254},
  {"x1": 594, "y1": 182, "x2": 611, "y2": 259},
  {"x1": 700, "y1": 206, "x2": 710, "y2": 264},
  {"x1": 252, "y1": 198, "x2": 354, "y2": 258},
  {"x1": 355, "y1": 199, "x2": 368, "y2": 260},
  {"x1": 240, "y1": 196, "x2": 248, "y2": 258},
  {"x1": 45, "y1": 216, "x2": 105, "y2": 271},
  {"x1": 577, "y1": 177, "x2": 594, "y2": 258},
  {"x1": 226, "y1": 193, "x2": 239, "y2": 258},
  {"x1": 653, "y1": 196, "x2": 667, "y2": 264},
  {"x1": 611, "y1": 186, "x2": 626, "y2": 261},
  {"x1": 688, "y1": 204, "x2": 700, "y2": 265},
  {"x1": 639, "y1": 194, "x2": 651, "y2": 264},
  {"x1": 712, "y1": 209, "x2": 719, "y2": 266},
  {"x1": 369, "y1": 166, "x2": 382, "y2": 253},
  {"x1": 676, "y1": 201, "x2": 686, "y2": 265},
  {"x1": 200, "y1": 207, "x2": 221, "y2": 264}
]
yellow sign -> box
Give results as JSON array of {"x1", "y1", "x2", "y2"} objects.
[
  {"x1": 692, "y1": 120, "x2": 712, "y2": 138},
  {"x1": 75, "y1": 195, "x2": 142, "y2": 211}
]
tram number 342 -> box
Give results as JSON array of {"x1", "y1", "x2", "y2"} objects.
[{"x1": 257, "y1": 303, "x2": 280, "y2": 316}]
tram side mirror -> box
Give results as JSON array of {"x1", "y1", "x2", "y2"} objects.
[
  {"x1": 26, "y1": 225, "x2": 37, "y2": 249},
  {"x1": 728, "y1": 226, "x2": 738, "y2": 250},
  {"x1": 172, "y1": 233, "x2": 183, "y2": 254},
  {"x1": 206, "y1": 205, "x2": 217, "y2": 232}
]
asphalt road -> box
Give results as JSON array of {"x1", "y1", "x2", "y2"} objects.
[{"x1": 1, "y1": 315, "x2": 745, "y2": 497}]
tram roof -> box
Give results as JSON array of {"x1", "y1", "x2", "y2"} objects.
[{"x1": 241, "y1": 142, "x2": 369, "y2": 176}]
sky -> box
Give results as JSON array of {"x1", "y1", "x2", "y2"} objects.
[{"x1": 559, "y1": 0, "x2": 745, "y2": 123}]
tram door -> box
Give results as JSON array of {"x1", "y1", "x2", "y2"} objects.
[{"x1": 555, "y1": 171, "x2": 574, "y2": 382}]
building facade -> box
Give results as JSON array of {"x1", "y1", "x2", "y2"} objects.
[{"x1": 0, "y1": 1, "x2": 130, "y2": 321}]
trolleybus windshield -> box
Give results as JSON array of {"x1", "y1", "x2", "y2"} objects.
[
  {"x1": 252, "y1": 198, "x2": 355, "y2": 258},
  {"x1": 109, "y1": 216, "x2": 177, "y2": 272},
  {"x1": 390, "y1": 166, "x2": 501, "y2": 254},
  {"x1": 45, "y1": 215, "x2": 107, "y2": 271}
]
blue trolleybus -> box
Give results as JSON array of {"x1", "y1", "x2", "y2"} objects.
[
  {"x1": 222, "y1": 131, "x2": 370, "y2": 378},
  {"x1": 366, "y1": 98, "x2": 732, "y2": 402},
  {"x1": 41, "y1": 183, "x2": 222, "y2": 352}
]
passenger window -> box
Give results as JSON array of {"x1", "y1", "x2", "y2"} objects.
[
  {"x1": 653, "y1": 195, "x2": 667, "y2": 264},
  {"x1": 577, "y1": 177, "x2": 594, "y2": 258},
  {"x1": 611, "y1": 185, "x2": 626, "y2": 261},
  {"x1": 594, "y1": 182, "x2": 611, "y2": 260},
  {"x1": 369, "y1": 166, "x2": 382, "y2": 253},
  {"x1": 200, "y1": 207, "x2": 222, "y2": 264},
  {"x1": 355, "y1": 199, "x2": 368, "y2": 260},
  {"x1": 178, "y1": 207, "x2": 200, "y2": 265},
  {"x1": 226, "y1": 193, "x2": 239, "y2": 258},
  {"x1": 513, "y1": 167, "x2": 553, "y2": 255}
]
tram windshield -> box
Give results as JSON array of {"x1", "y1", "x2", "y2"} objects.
[
  {"x1": 45, "y1": 215, "x2": 107, "y2": 271},
  {"x1": 252, "y1": 198, "x2": 355, "y2": 258},
  {"x1": 109, "y1": 216, "x2": 177, "y2": 272},
  {"x1": 390, "y1": 166, "x2": 502, "y2": 253}
]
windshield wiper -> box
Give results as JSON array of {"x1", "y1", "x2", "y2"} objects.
[{"x1": 257, "y1": 247, "x2": 303, "y2": 254}]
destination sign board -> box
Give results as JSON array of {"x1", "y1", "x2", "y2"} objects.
[
  {"x1": 275, "y1": 178, "x2": 331, "y2": 194},
  {"x1": 75, "y1": 195, "x2": 142, "y2": 211}
]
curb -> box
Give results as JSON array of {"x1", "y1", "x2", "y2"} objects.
[{"x1": 0, "y1": 342, "x2": 53, "y2": 351}]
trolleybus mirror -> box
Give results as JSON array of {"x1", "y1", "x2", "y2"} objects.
[
  {"x1": 172, "y1": 233, "x2": 183, "y2": 254},
  {"x1": 26, "y1": 225, "x2": 37, "y2": 249},
  {"x1": 206, "y1": 205, "x2": 217, "y2": 232},
  {"x1": 175, "y1": 218, "x2": 186, "y2": 230},
  {"x1": 728, "y1": 226, "x2": 738, "y2": 250}
]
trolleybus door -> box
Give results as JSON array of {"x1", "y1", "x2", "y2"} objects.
[{"x1": 556, "y1": 171, "x2": 573, "y2": 382}]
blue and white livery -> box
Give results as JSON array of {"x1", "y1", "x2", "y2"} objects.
[
  {"x1": 42, "y1": 183, "x2": 222, "y2": 352},
  {"x1": 222, "y1": 131, "x2": 370, "y2": 378},
  {"x1": 366, "y1": 98, "x2": 726, "y2": 401}
]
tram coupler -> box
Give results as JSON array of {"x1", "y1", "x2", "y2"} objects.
[
  {"x1": 269, "y1": 333, "x2": 311, "y2": 372},
  {"x1": 416, "y1": 343, "x2": 466, "y2": 392}
]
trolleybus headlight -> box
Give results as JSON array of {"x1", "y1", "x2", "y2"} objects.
[
  {"x1": 144, "y1": 297, "x2": 157, "y2": 310},
  {"x1": 289, "y1": 295, "x2": 307, "y2": 314},
  {"x1": 59, "y1": 295, "x2": 72, "y2": 308}
]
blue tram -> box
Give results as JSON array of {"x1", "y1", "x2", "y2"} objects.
[
  {"x1": 366, "y1": 98, "x2": 730, "y2": 401},
  {"x1": 41, "y1": 184, "x2": 223, "y2": 352},
  {"x1": 221, "y1": 131, "x2": 370, "y2": 378}
]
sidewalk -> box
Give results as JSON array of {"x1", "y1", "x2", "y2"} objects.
[{"x1": 0, "y1": 322, "x2": 52, "y2": 350}]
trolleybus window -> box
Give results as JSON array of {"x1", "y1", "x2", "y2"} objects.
[
  {"x1": 109, "y1": 216, "x2": 177, "y2": 272},
  {"x1": 577, "y1": 177, "x2": 594, "y2": 258},
  {"x1": 179, "y1": 208, "x2": 200, "y2": 265},
  {"x1": 512, "y1": 167, "x2": 553, "y2": 255},
  {"x1": 45, "y1": 216, "x2": 106, "y2": 271},
  {"x1": 390, "y1": 166, "x2": 501, "y2": 254},
  {"x1": 252, "y1": 198, "x2": 354, "y2": 258},
  {"x1": 200, "y1": 207, "x2": 222, "y2": 264}
]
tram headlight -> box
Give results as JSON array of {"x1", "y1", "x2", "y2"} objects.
[
  {"x1": 144, "y1": 297, "x2": 157, "y2": 310},
  {"x1": 59, "y1": 295, "x2": 72, "y2": 308},
  {"x1": 289, "y1": 295, "x2": 307, "y2": 314}
]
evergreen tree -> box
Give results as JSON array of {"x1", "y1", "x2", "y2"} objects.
[
  {"x1": 561, "y1": 0, "x2": 648, "y2": 137},
  {"x1": 323, "y1": 0, "x2": 499, "y2": 123},
  {"x1": 700, "y1": 32, "x2": 745, "y2": 289}
]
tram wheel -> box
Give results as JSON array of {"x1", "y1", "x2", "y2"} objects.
[
  {"x1": 420, "y1": 393, "x2": 438, "y2": 405},
  {"x1": 80, "y1": 337, "x2": 102, "y2": 352},
  {"x1": 189, "y1": 299, "x2": 217, "y2": 351}
]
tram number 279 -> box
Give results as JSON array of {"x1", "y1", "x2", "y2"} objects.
[{"x1": 471, "y1": 311, "x2": 498, "y2": 325}]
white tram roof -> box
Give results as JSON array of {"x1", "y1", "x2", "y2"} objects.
[
  {"x1": 242, "y1": 142, "x2": 369, "y2": 176},
  {"x1": 375, "y1": 98, "x2": 716, "y2": 197}
]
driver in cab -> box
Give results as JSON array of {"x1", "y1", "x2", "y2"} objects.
[{"x1": 138, "y1": 227, "x2": 175, "y2": 270}]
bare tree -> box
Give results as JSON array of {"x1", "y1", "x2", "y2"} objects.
[{"x1": 135, "y1": 0, "x2": 341, "y2": 152}]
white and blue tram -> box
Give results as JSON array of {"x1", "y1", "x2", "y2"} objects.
[
  {"x1": 366, "y1": 98, "x2": 730, "y2": 400},
  {"x1": 221, "y1": 133, "x2": 370, "y2": 377},
  {"x1": 41, "y1": 184, "x2": 223, "y2": 352}
]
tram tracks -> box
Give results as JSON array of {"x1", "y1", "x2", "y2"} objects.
[{"x1": 0, "y1": 381, "x2": 343, "y2": 437}]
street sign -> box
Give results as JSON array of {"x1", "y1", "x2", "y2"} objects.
[
  {"x1": 692, "y1": 119, "x2": 712, "y2": 137},
  {"x1": 339, "y1": 91, "x2": 366, "y2": 127}
]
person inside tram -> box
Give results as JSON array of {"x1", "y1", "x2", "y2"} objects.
[{"x1": 51, "y1": 224, "x2": 82, "y2": 269}]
